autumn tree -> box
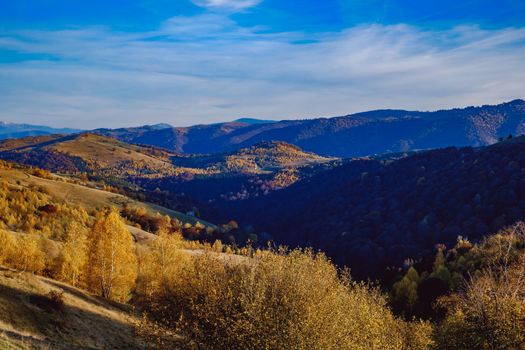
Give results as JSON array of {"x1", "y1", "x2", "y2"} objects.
[
  {"x1": 430, "y1": 248, "x2": 452, "y2": 287},
  {"x1": 137, "y1": 229, "x2": 188, "y2": 299},
  {"x1": 435, "y1": 264, "x2": 525, "y2": 349},
  {"x1": 86, "y1": 208, "x2": 137, "y2": 302},
  {"x1": 53, "y1": 222, "x2": 88, "y2": 286},
  {"x1": 435, "y1": 225, "x2": 525, "y2": 349},
  {"x1": 392, "y1": 266, "x2": 420, "y2": 314},
  {"x1": 11, "y1": 234, "x2": 45, "y2": 274}
]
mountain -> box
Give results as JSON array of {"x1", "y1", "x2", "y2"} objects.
[
  {"x1": 95, "y1": 100, "x2": 525, "y2": 158},
  {"x1": 0, "y1": 121, "x2": 81, "y2": 140},
  {"x1": 211, "y1": 135, "x2": 525, "y2": 278}
]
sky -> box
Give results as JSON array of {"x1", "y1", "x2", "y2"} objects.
[{"x1": 0, "y1": 0, "x2": 524, "y2": 128}]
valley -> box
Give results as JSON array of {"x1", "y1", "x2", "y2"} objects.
[{"x1": 1, "y1": 100, "x2": 525, "y2": 349}]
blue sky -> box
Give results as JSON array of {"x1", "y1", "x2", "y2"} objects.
[{"x1": 0, "y1": 0, "x2": 524, "y2": 128}]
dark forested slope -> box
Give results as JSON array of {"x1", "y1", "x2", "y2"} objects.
[{"x1": 216, "y1": 136, "x2": 525, "y2": 277}]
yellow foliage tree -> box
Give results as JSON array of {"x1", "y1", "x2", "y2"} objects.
[
  {"x1": 53, "y1": 222, "x2": 88, "y2": 286},
  {"x1": 11, "y1": 234, "x2": 45, "y2": 274},
  {"x1": 137, "y1": 230, "x2": 188, "y2": 298},
  {"x1": 85, "y1": 208, "x2": 137, "y2": 302}
]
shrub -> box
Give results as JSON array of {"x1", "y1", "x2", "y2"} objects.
[{"x1": 140, "y1": 248, "x2": 432, "y2": 350}]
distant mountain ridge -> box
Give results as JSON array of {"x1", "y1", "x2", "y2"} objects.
[
  {"x1": 95, "y1": 99, "x2": 525, "y2": 158},
  {"x1": 0, "y1": 121, "x2": 81, "y2": 140}
]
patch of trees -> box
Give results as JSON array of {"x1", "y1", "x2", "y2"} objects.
[
  {"x1": 0, "y1": 149, "x2": 86, "y2": 173},
  {"x1": 0, "y1": 205, "x2": 433, "y2": 349},
  {"x1": 0, "y1": 180, "x2": 91, "y2": 240},
  {"x1": 392, "y1": 222, "x2": 525, "y2": 349}
]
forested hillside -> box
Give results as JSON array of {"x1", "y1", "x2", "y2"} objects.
[{"x1": 217, "y1": 136, "x2": 525, "y2": 277}]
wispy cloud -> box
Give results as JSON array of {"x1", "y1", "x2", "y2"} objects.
[
  {"x1": 191, "y1": 0, "x2": 262, "y2": 11},
  {"x1": 0, "y1": 15, "x2": 524, "y2": 128}
]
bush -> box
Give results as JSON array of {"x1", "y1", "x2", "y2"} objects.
[{"x1": 140, "y1": 248, "x2": 431, "y2": 350}]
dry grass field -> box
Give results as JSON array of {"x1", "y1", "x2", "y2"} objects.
[{"x1": 0, "y1": 267, "x2": 147, "y2": 350}]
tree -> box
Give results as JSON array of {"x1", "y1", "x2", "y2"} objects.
[
  {"x1": 12, "y1": 234, "x2": 45, "y2": 274},
  {"x1": 435, "y1": 228, "x2": 525, "y2": 349},
  {"x1": 435, "y1": 265, "x2": 525, "y2": 350},
  {"x1": 86, "y1": 208, "x2": 137, "y2": 302},
  {"x1": 392, "y1": 267, "x2": 420, "y2": 313},
  {"x1": 137, "y1": 229, "x2": 188, "y2": 298},
  {"x1": 431, "y1": 248, "x2": 452, "y2": 287},
  {"x1": 53, "y1": 222, "x2": 88, "y2": 286}
]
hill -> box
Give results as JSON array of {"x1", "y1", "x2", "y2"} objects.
[
  {"x1": 95, "y1": 100, "x2": 525, "y2": 157},
  {"x1": 0, "y1": 121, "x2": 81, "y2": 140},
  {"x1": 134, "y1": 141, "x2": 337, "y2": 203},
  {"x1": 212, "y1": 136, "x2": 525, "y2": 278},
  {"x1": 0, "y1": 134, "x2": 335, "y2": 204}
]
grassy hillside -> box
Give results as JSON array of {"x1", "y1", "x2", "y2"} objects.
[
  {"x1": 0, "y1": 268, "x2": 146, "y2": 350},
  {"x1": 0, "y1": 165, "x2": 215, "y2": 229}
]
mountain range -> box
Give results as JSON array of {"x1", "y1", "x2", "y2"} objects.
[
  {"x1": 0, "y1": 121, "x2": 81, "y2": 140},
  {"x1": 4, "y1": 100, "x2": 524, "y2": 159},
  {"x1": 3, "y1": 100, "x2": 525, "y2": 279}
]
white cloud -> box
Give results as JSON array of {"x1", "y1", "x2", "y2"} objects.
[
  {"x1": 191, "y1": 0, "x2": 261, "y2": 11},
  {"x1": 0, "y1": 16, "x2": 524, "y2": 128}
]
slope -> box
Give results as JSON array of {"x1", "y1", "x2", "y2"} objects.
[
  {"x1": 0, "y1": 267, "x2": 146, "y2": 350},
  {"x1": 0, "y1": 165, "x2": 215, "y2": 229}
]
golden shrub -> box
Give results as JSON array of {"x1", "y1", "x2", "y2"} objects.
[
  {"x1": 140, "y1": 248, "x2": 431, "y2": 350},
  {"x1": 0, "y1": 230, "x2": 16, "y2": 265}
]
